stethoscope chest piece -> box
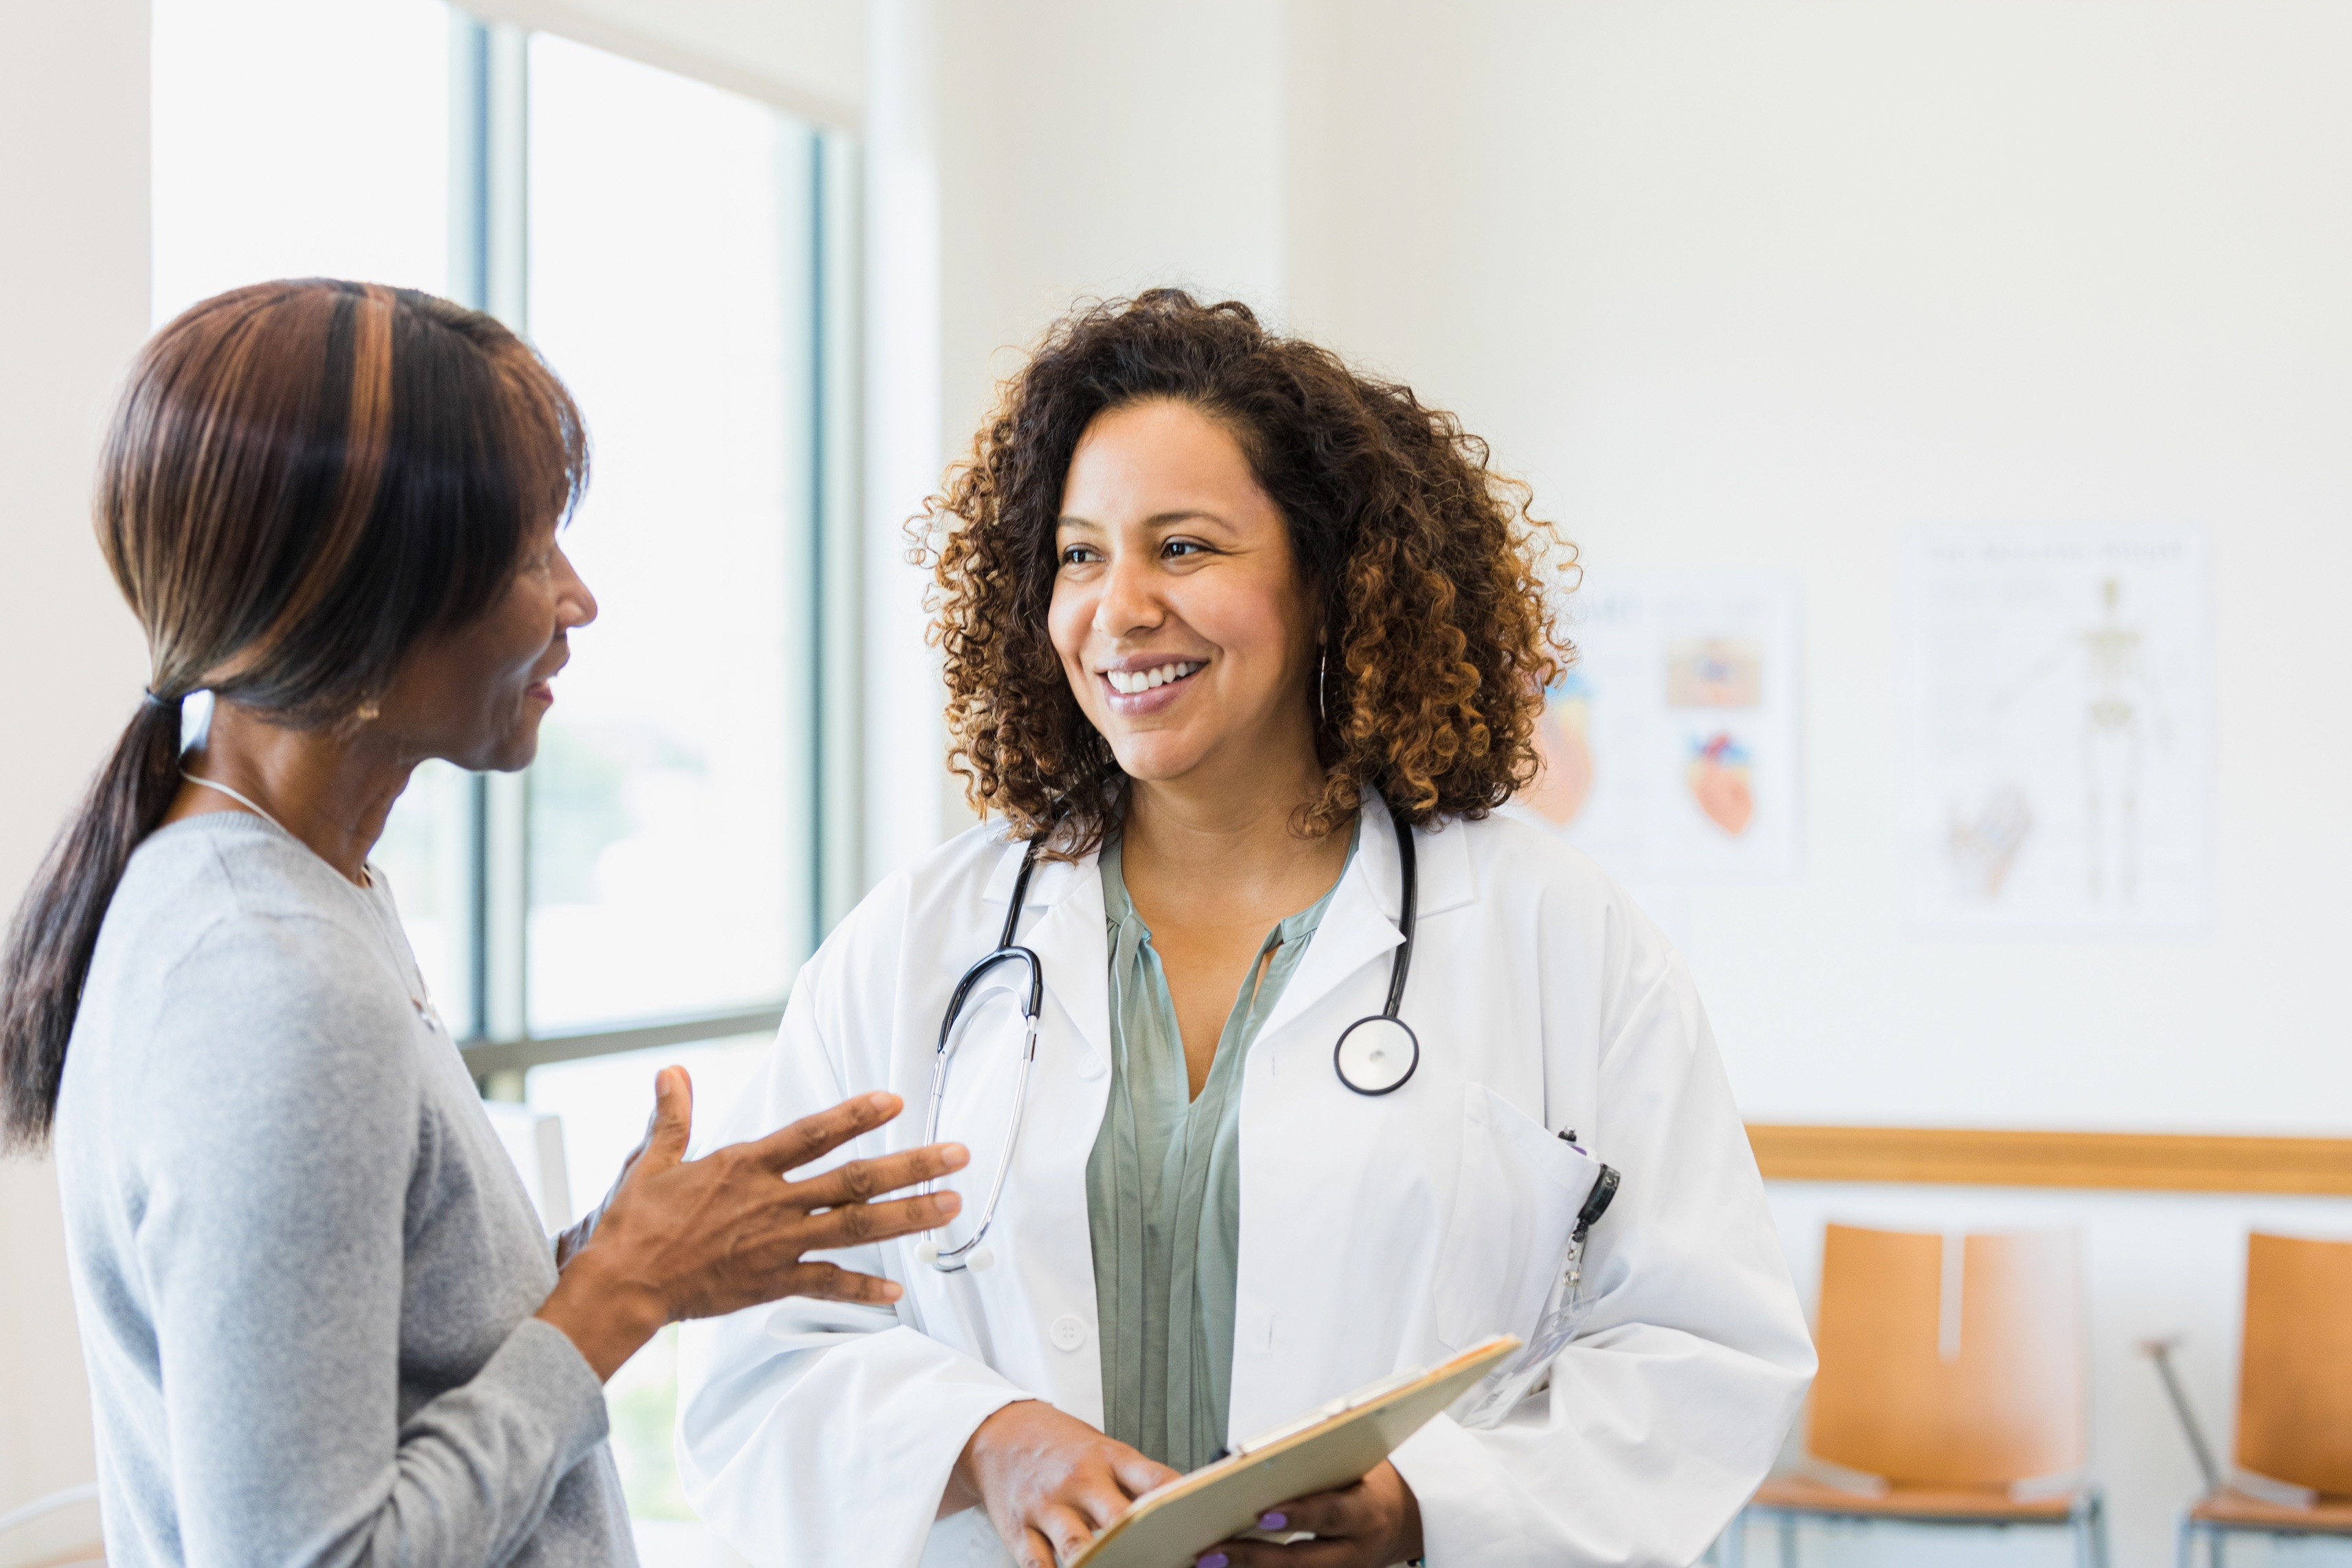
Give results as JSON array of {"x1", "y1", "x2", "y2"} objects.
[{"x1": 1334, "y1": 1013, "x2": 1419, "y2": 1096}]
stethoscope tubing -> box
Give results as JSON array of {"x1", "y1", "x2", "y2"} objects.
[
  {"x1": 922, "y1": 841, "x2": 1048, "y2": 1273},
  {"x1": 923, "y1": 815, "x2": 1421, "y2": 1271}
]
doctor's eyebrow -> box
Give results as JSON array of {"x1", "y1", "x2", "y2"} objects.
[{"x1": 1055, "y1": 509, "x2": 1234, "y2": 533}]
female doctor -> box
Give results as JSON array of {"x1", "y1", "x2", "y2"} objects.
[{"x1": 677, "y1": 292, "x2": 1814, "y2": 1568}]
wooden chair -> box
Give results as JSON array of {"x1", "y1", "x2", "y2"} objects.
[
  {"x1": 2171, "y1": 1232, "x2": 2352, "y2": 1567},
  {"x1": 1729, "y1": 1223, "x2": 2108, "y2": 1568}
]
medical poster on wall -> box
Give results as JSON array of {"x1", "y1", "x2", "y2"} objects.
[
  {"x1": 1901, "y1": 525, "x2": 2213, "y2": 937},
  {"x1": 1518, "y1": 567, "x2": 1803, "y2": 884}
]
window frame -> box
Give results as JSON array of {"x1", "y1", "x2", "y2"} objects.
[{"x1": 439, "y1": 12, "x2": 862, "y2": 1091}]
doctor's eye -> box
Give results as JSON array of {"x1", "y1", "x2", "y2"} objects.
[{"x1": 1058, "y1": 543, "x2": 1104, "y2": 568}]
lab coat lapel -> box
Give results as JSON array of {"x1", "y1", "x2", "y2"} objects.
[
  {"x1": 1251, "y1": 797, "x2": 1477, "y2": 1059},
  {"x1": 1253, "y1": 799, "x2": 1406, "y2": 1054},
  {"x1": 982, "y1": 838, "x2": 1110, "y2": 1074}
]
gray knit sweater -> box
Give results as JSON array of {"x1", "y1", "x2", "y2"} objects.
[{"x1": 53, "y1": 811, "x2": 635, "y2": 1567}]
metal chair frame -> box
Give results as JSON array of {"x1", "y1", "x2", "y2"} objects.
[
  {"x1": 2176, "y1": 1508, "x2": 2352, "y2": 1568},
  {"x1": 1720, "y1": 1489, "x2": 2110, "y2": 1568}
]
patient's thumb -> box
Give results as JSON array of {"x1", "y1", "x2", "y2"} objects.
[{"x1": 646, "y1": 1066, "x2": 694, "y2": 1166}]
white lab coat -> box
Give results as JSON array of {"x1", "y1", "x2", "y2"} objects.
[{"x1": 676, "y1": 798, "x2": 1814, "y2": 1568}]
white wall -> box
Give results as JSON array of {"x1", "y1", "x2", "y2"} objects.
[
  {"x1": 0, "y1": 0, "x2": 151, "y2": 1538},
  {"x1": 1279, "y1": 0, "x2": 2352, "y2": 1135}
]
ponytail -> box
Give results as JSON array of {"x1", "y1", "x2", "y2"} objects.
[
  {"x1": 0, "y1": 696, "x2": 185, "y2": 1149},
  {"x1": 0, "y1": 278, "x2": 585, "y2": 1155}
]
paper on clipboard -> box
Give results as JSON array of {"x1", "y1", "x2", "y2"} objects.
[{"x1": 1067, "y1": 1337, "x2": 1520, "y2": 1568}]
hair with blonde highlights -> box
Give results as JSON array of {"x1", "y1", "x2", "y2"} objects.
[
  {"x1": 916, "y1": 289, "x2": 1575, "y2": 857},
  {"x1": 0, "y1": 280, "x2": 586, "y2": 1149}
]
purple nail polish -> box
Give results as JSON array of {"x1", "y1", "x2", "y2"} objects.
[
  {"x1": 1259, "y1": 1511, "x2": 1288, "y2": 1530},
  {"x1": 1196, "y1": 1555, "x2": 1229, "y2": 1568}
]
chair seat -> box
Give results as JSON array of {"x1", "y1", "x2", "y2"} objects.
[
  {"x1": 2190, "y1": 1488, "x2": 2352, "y2": 1534},
  {"x1": 1752, "y1": 1474, "x2": 2083, "y2": 1523}
]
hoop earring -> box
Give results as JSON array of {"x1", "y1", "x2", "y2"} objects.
[{"x1": 1318, "y1": 648, "x2": 1328, "y2": 725}]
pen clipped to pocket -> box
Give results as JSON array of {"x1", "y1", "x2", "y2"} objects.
[{"x1": 1450, "y1": 1151, "x2": 1621, "y2": 1431}]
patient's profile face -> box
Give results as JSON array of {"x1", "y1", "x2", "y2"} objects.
[
  {"x1": 1049, "y1": 397, "x2": 1317, "y2": 789},
  {"x1": 378, "y1": 517, "x2": 600, "y2": 774}
]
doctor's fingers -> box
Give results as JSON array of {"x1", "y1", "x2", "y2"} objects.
[
  {"x1": 1248, "y1": 1482, "x2": 1377, "y2": 1541},
  {"x1": 1034, "y1": 1501, "x2": 1107, "y2": 1566},
  {"x1": 1008, "y1": 1525, "x2": 1060, "y2": 1568},
  {"x1": 1197, "y1": 1537, "x2": 1362, "y2": 1568},
  {"x1": 786, "y1": 1141, "x2": 970, "y2": 1209},
  {"x1": 1109, "y1": 1447, "x2": 1182, "y2": 1500},
  {"x1": 740, "y1": 1091, "x2": 907, "y2": 1175}
]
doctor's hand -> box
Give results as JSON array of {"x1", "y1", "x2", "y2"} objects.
[
  {"x1": 538, "y1": 1069, "x2": 968, "y2": 1381},
  {"x1": 944, "y1": 1400, "x2": 1180, "y2": 1568},
  {"x1": 1198, "y1": 1461, "x2": 1422, "y2": 1568}
]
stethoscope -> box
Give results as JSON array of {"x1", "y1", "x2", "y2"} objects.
[{"x1": 916, "y1": 814, "x2": 1423, "y2": 1274}]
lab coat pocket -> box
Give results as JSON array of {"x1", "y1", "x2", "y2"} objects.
[{"x1": 1432, "y1": 1083, "x2": 1601, "y2": 1351}]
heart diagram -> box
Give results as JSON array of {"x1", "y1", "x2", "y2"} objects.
[{"x1": 1686, "y1": 732, "x2": 1755, "y2": 837}]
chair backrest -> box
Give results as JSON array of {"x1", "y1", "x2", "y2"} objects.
[
  {"x1": 2237, "y1": 1232, "x2": 2352, "y2": 1495},
  {"x1": 1807, "y1": 1223, "x2": 2085, "y2": 1486}
]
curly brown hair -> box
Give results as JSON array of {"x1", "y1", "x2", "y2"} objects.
[{"x1": 915, "y1": 289, "x2": 1575, "y2": 856}]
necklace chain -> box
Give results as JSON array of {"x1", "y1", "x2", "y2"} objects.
[{"x1": 179, "y1": 772, "x2": 446, "y2": 1034}]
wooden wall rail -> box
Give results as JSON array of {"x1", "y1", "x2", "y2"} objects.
[{"x1": 1747, "y1": 1125, "x2": 2352, "y2": 1196}]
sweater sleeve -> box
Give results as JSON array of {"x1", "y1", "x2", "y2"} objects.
[{"x1": 132, "y1": 914, "x2": 613, "y2": 1568}]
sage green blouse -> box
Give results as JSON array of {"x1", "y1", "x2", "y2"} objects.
[{"x1": 1084, "y1": 830, "x2": 1356, "y2": 1473}]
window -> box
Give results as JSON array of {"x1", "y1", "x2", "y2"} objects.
[
  {"x1": 522, "y1": 35, "x2": 813, "y2": 1035},
  {"x1": 152, "y1": 6, "x2": 858, "y2": 1557},
  {"x1": 158, "y1": 0, "x2": 855, "y2": 1065}
]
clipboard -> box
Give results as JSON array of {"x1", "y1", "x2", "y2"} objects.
[{"x1": 1069, "y1": 1336, "x2": 1520, "y2": 1568}]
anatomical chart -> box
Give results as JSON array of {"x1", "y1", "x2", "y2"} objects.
[
  {"x1": 1902, "y1": 526, "x2": 2212, "y2": 936},
  {"x1": 1520, "y1": 568, "x2": 1802, "y2": 884}
]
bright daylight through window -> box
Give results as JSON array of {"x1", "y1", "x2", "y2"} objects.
[{"x1": 151, "y1": 3, "x2": 845, "y2": 1556}]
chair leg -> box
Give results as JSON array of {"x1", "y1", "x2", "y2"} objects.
[
  {"x1": 2089, "y1": 1492, "x2": 2110, "y2": 1568},
  {"x1": 1777, "y1": 1510, "x2": 1797, "y2": 1568},
  {"x1": 2208, "y1": 1524, "x2": 2226, "y2": 1568}
]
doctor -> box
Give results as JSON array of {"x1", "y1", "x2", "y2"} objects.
[{"x1": 678, "y1": 291, "x2": 1814, "y2": 1568}]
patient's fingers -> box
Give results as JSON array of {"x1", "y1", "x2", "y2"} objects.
[
  {"x1": 744, "y1": 1092, "x2": 904, "y2": 1175},
  {"x1": 791, "y1": 1142, "x2": 968, "y2": 1208},
  {"x1": 793, "y1": 1190, "x2": 962, "y2": 1252},
  {"x1": 781, "y1": 1260, "x2": 907, "y2": 1306}
]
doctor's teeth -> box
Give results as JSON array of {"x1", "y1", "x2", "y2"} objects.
[{"x1": 1107, "y1": 662, "x2": 1200, "y2": 694}]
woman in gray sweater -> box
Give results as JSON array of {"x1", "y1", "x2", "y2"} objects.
[{"x1": 0, "y1": 279, "x2": 967, "y2": 1567}]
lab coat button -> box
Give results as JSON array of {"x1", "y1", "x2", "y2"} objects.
[{"x1": 1049, "y1": 1314, "x2": 1088, "y2": 1352}]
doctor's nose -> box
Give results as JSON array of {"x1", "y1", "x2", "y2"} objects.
[{"x1": 1093, "y1": 551, "x2": 1165, "y2": 640}]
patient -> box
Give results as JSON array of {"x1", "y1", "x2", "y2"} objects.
[{"x1": 0, "y1": 279, "x2": 966, "y2": 1567}]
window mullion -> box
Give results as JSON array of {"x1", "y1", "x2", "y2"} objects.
[{"x1": 461, "y1": 14, "x2": 532, "y2": 1095}]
